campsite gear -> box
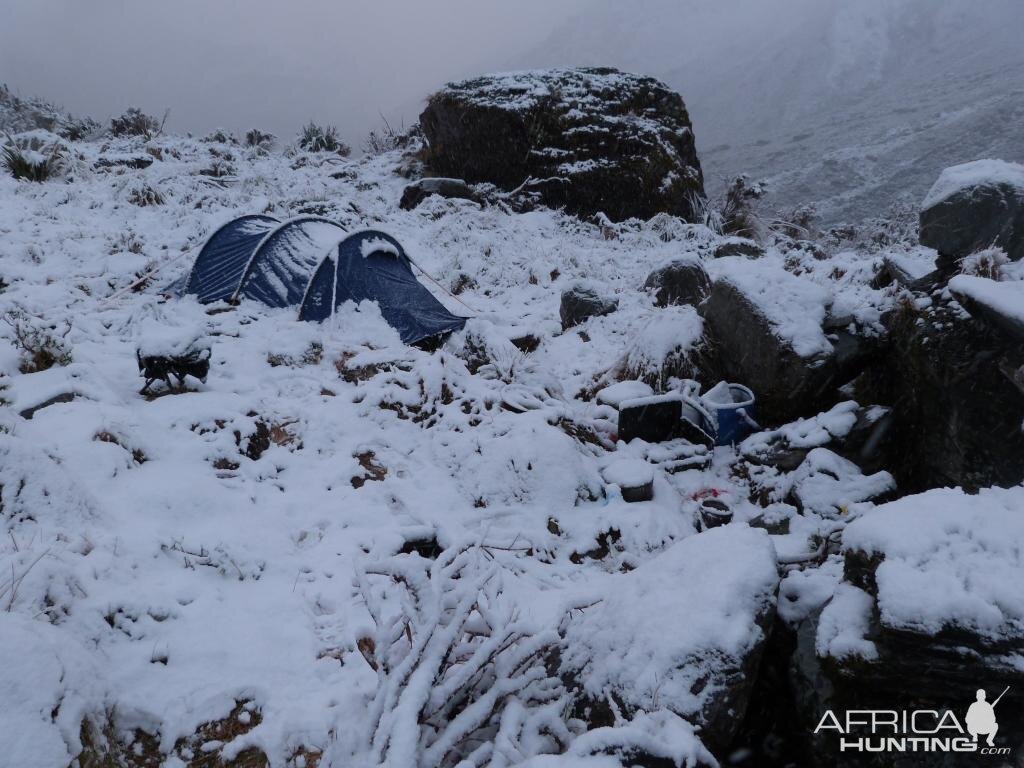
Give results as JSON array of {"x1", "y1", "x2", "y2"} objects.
[
  {"x1": 702, "y1": 382, "x2": 758, "y2": 446},
  {"x1": 678, "y1": 390, "x2": 716, "y2": 448},
  {"x1": 602, "y1": 459, "x2": 655, "y2": 503},
  {"x1": 185, "y1": 216, "x2": 345, "y2": 307},
  {"x1": 617, "y1": 395, "x2": 682, "y2": 443},
  {"x1": 299, "y1": 230, "x2": 467, "y2": 345},
  {"x1": 137, "y1": 342, "x2": 210, "y2": 394},
  {"x1": 699, "y1": 498, "x2": 732, "y2": 529}
]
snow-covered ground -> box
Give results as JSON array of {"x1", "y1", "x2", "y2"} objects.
[{"x1": 0, "y1": 123, "x2": 1012, "y2": 768}]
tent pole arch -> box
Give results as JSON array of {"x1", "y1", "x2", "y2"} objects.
[
  {"x1": 184, "y1": 214, "x2": 281, "y2": 304},
  {"x1": 230, "y1": 216, "x2": 346, "y2": 308}
]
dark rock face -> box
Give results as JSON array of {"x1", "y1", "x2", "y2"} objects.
[
  {"x1": 399, "y1": 177, "x2": 481, "y2": 210},
  {"x1": 419, "y1": 68, "x2": 705, "y2": 222},
  {"x1": 560, "y1": 284, "x2": 618, "y2": 330},
  {"x1": 854, "y1": 298, "x2": 1024, "y2": 491},
  {"x1": 699, "y1": 281, "x2": 838, "y2": 425},
  {"x1": 920, "y1": 178, "x2": 1024, "y2": 270},
  {"x1": 643, "y1": 258, "x2": 711, "y2": 307}
]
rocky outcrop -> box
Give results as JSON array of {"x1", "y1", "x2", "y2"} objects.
[
  {"x1": 920, "y1": 159, "x2": 1024, "y2": 270},
  {"x1": 419, "y1": 68, "x2": 705, "y2": 222},
  {"x1": 560, "y1": 284, "x2": 618, "y2": 330},
  {"x1": 399, "y1": 177, "x2": 481, "y2": 210},
  {"x1": 853, "y1": 295, "x2": 1024, "y2": 491},
  {"x1": 642, "y1": 258, "x2": 711, "y2": 307},
  {"x1": 788, "y1": 488, "x2": 1024, "y2": 766}
]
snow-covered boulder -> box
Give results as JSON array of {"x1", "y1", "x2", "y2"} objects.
[
  {"x1": 419, "y1": 68, "x2": 705, "y2": 222},
  {"x1": 560, "y1": 284, "x2": 618, "y2": 330},
  {"x1": 561, "y1": 525, "x2": 778, "y2": 755},
  {"x1": 398, "y1": 177, "x2": 481, "y2": 210},
  {"x1": 920, "y1": 159, "x2": 1024, "y2": 269},
  {"x1": 949, "y1": 274, "x2": 1024, "y2": 342},
  {"x1": 698, "y1": 260, "x2": 838, "y2": 424},
  {"x1": 844, "y1": 486, "x2": 1024, "y2": 646},
  {"x1": 642, "y1": 257, "x2": 711, "y2": 307}
]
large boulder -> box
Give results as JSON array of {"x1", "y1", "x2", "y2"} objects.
[
  {"x1": 698, "y1": 263, "x2": 840, "y2": 425},
  {"x1": 643, "y1": 257, "x2": 711, "y2": 307},
  {"x1": 920, "y1": 159, "x2": 1024, "y2": 271},
  {"x1": 419, "y1": 68, "x2": 705, "y2": 222},
  {"x1": 854, "y1": 292, "x2": 1024, "y2": 491}
]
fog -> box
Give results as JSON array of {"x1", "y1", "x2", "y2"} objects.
[
  {"x1": 0, "y1": 0, "x2": 585, "y2": 144},
  {"x1": 3, "y1": 0, "x2": 1022, "y2": 198}
]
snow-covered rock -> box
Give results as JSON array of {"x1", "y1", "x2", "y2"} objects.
[
  {"x1": 560, "y1": 283, "x2": 618, "y2": 330},
  {"x1": 844, "y1": 486, "x2": 1024, "y2": 645},
  {"x1": 920, "y1": 159, "x2": 1024, "y2": 268},
  {"x1": 419, "y1": 68, "x2": 705, "y2": 222},
  {"x1": 642, "y1": 257, "x2": 710, "y2": 307},
  {"x1": 949, "y1": 274, "x2": 1024, "y2": 342},
  {"x1": 698, "y1": 259, "x2": 839, "y2": 424},
  {"x1": 561, "y1": 525, "x2": 778, "y2": 753}
]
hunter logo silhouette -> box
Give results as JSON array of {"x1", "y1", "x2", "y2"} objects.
[{"x1": 966, "y1": 686, "x2": 1009, "y2": 747}]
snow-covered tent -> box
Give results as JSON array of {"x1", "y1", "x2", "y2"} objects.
[
  {"x1": 185, "y1": 215, "x2": 346, "y2": 307},
  {"x1": 299, "y1": 230, "x2": 467, "y2": 344}
]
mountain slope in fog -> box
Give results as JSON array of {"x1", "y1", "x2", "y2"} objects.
[{"x1": 523, "y1": 0, "x2": 1024, "y2": 223}]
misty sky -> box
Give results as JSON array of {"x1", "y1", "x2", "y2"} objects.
[
  {"x1": 3, "y1": 0, "x2": 1021, "y2": 182},
  {"x1": 1, "y1": 0, "x2": 585, "y2": 145}
]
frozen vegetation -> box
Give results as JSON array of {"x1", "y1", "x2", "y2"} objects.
[{"x1": 1, "y1": 70, "x2": 1023, "y2": 768}]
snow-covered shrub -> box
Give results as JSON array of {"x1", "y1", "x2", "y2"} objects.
[
  {"x1": 773, "y1": 202, "x2": 819, "y2": 239},
  {"x1": 244, "y1": 128, "x2": 275, "y2": 152},
  {"x1": 347, "y1": 543, "x2": 565, "y2": 768},
  {"x1": 362, "y1": 115, "x2": 402, "y2": 156},
  {"x1": 709, "y1": 174, "x2": 767, "y2": 240},
  {"x1": 108, "y1": 230, "x2": 145, "y2": 255},
  {"x1": 1, "y1": 310, "x2": 72, "y2": 373},
  {"x1": 298, "y1": 121, "x2": 351, "y2": 156},
  {"x1": 2, "y1": 131, "x2": 65, "y2": 182},
  {"x1": 126, "y1": 183, "x2": 164, "y2": 207},
  {"x1": 199, "y1": 157, "x2": 235, "y2": 178},
  {"x1": 202, "y1": 127, "x2": 237, "y2": 144},
  {"x1": 109, "y1": 107, "x2": 162, "y2": 138},
  {"x1": 959, "y1": 246, "x2": 1010, "y2": 280}
]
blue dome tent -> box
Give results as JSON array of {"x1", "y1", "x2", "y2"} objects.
[
  {"x1": 185, "y1": 216, "x2": 345, "y2": 308},
  {"x1": 299, "y1": 230, "x2": 467, "y2": 344},
  {"x1": 184, "y1": 214, "x2": 280, "y2": 303}
]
